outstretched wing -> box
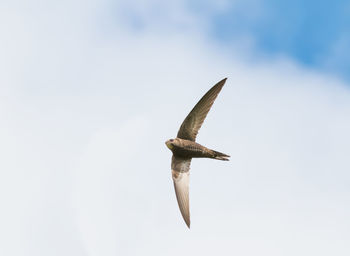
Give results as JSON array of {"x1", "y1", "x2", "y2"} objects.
[
  {"x1": 177, "y1": 78, "x2": 227, "y2": 141},
  {"x1": 171, "y1": 156, "x2": 192, "y2": 228}
]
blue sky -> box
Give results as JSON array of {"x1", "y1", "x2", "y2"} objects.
[{"x1": 191, "y1": 0, "x2": 350, "y2": 78}]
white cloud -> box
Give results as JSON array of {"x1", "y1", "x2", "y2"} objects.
[{"x1": 0, "y1": 1, "x2": 350, "y2": 256}]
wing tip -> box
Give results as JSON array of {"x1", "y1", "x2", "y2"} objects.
[
  {"x1": 183, "y1": 214, "x2": 191, "y2": 229},
  {"x1": 214, "y1": 77, "x2": 227, "y2": 89},
  {"x1": 220, "y1": 77, "x2": 227, "y2": 84}
]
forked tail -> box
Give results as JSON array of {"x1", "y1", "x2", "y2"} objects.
[{"x1": 212, "y1": 150, "x2": 230, "y2": 161}]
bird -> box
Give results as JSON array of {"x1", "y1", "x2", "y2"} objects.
[{"x1": 165, "y1": 78, "x2": 230, "y2": 228}]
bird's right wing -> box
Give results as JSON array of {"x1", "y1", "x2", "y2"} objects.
[
  {"x1": 171, "y1": 156, "x2": 192, "y2": 228},
  {"x1": 177, "y1": 78, "x2": 227, "y2": 141}
]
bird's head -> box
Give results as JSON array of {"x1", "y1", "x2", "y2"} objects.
[{"x1": 165, "y1": 138, "x2": 176, "y2": 150}]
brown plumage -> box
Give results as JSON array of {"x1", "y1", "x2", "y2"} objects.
[{"x1": 165, "y1": 78, "x2": 230, "y2": 228}]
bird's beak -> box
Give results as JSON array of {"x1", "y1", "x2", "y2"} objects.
[{"x1": 165, "y1": 141, "x2": 173, "y2": 150}]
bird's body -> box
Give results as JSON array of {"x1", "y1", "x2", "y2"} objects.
[
  {"x1": 166, "y1": 138, "x2": 229, "y2": 160},
  {"x1": 165, "y1": 78, "x2": 229, "y2": 228}
]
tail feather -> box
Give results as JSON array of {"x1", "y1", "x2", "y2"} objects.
[{"x1": 212, "y1": 150, "x2": 230, "y2": 161}]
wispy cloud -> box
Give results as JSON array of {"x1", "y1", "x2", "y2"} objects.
[{"x1": 186, "y1": 0, "x2": 350, "y2": 80}]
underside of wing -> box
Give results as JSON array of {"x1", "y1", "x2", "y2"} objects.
[
  {"x1": 177, "y1": 78, "x2": 227, "y2": 141},
  {"x1": 173, "y1": 171, "x2": 190, "y2": 228},
  {"x1": 171, "y1": 156, "x2": 191, "y2": 228}
]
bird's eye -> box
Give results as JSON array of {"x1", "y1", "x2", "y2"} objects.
[{"x1": 170, "y1": 139, "x2": 174, "y2": 142}]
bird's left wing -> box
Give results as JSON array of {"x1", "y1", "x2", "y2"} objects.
[
  {"x1": 177, "y1": 78, "x2": 227, "y2": 141},
  {"x1": 171, "y1": 156, "x2": 192, "y2": 228}
]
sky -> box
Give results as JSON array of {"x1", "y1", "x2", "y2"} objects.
[
  {"x1": 1, "y1": 1, "x2": 350, "y2": 256},
  {"x1": 192, "y1": 0, "x2": 350, "y2": 78}
]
